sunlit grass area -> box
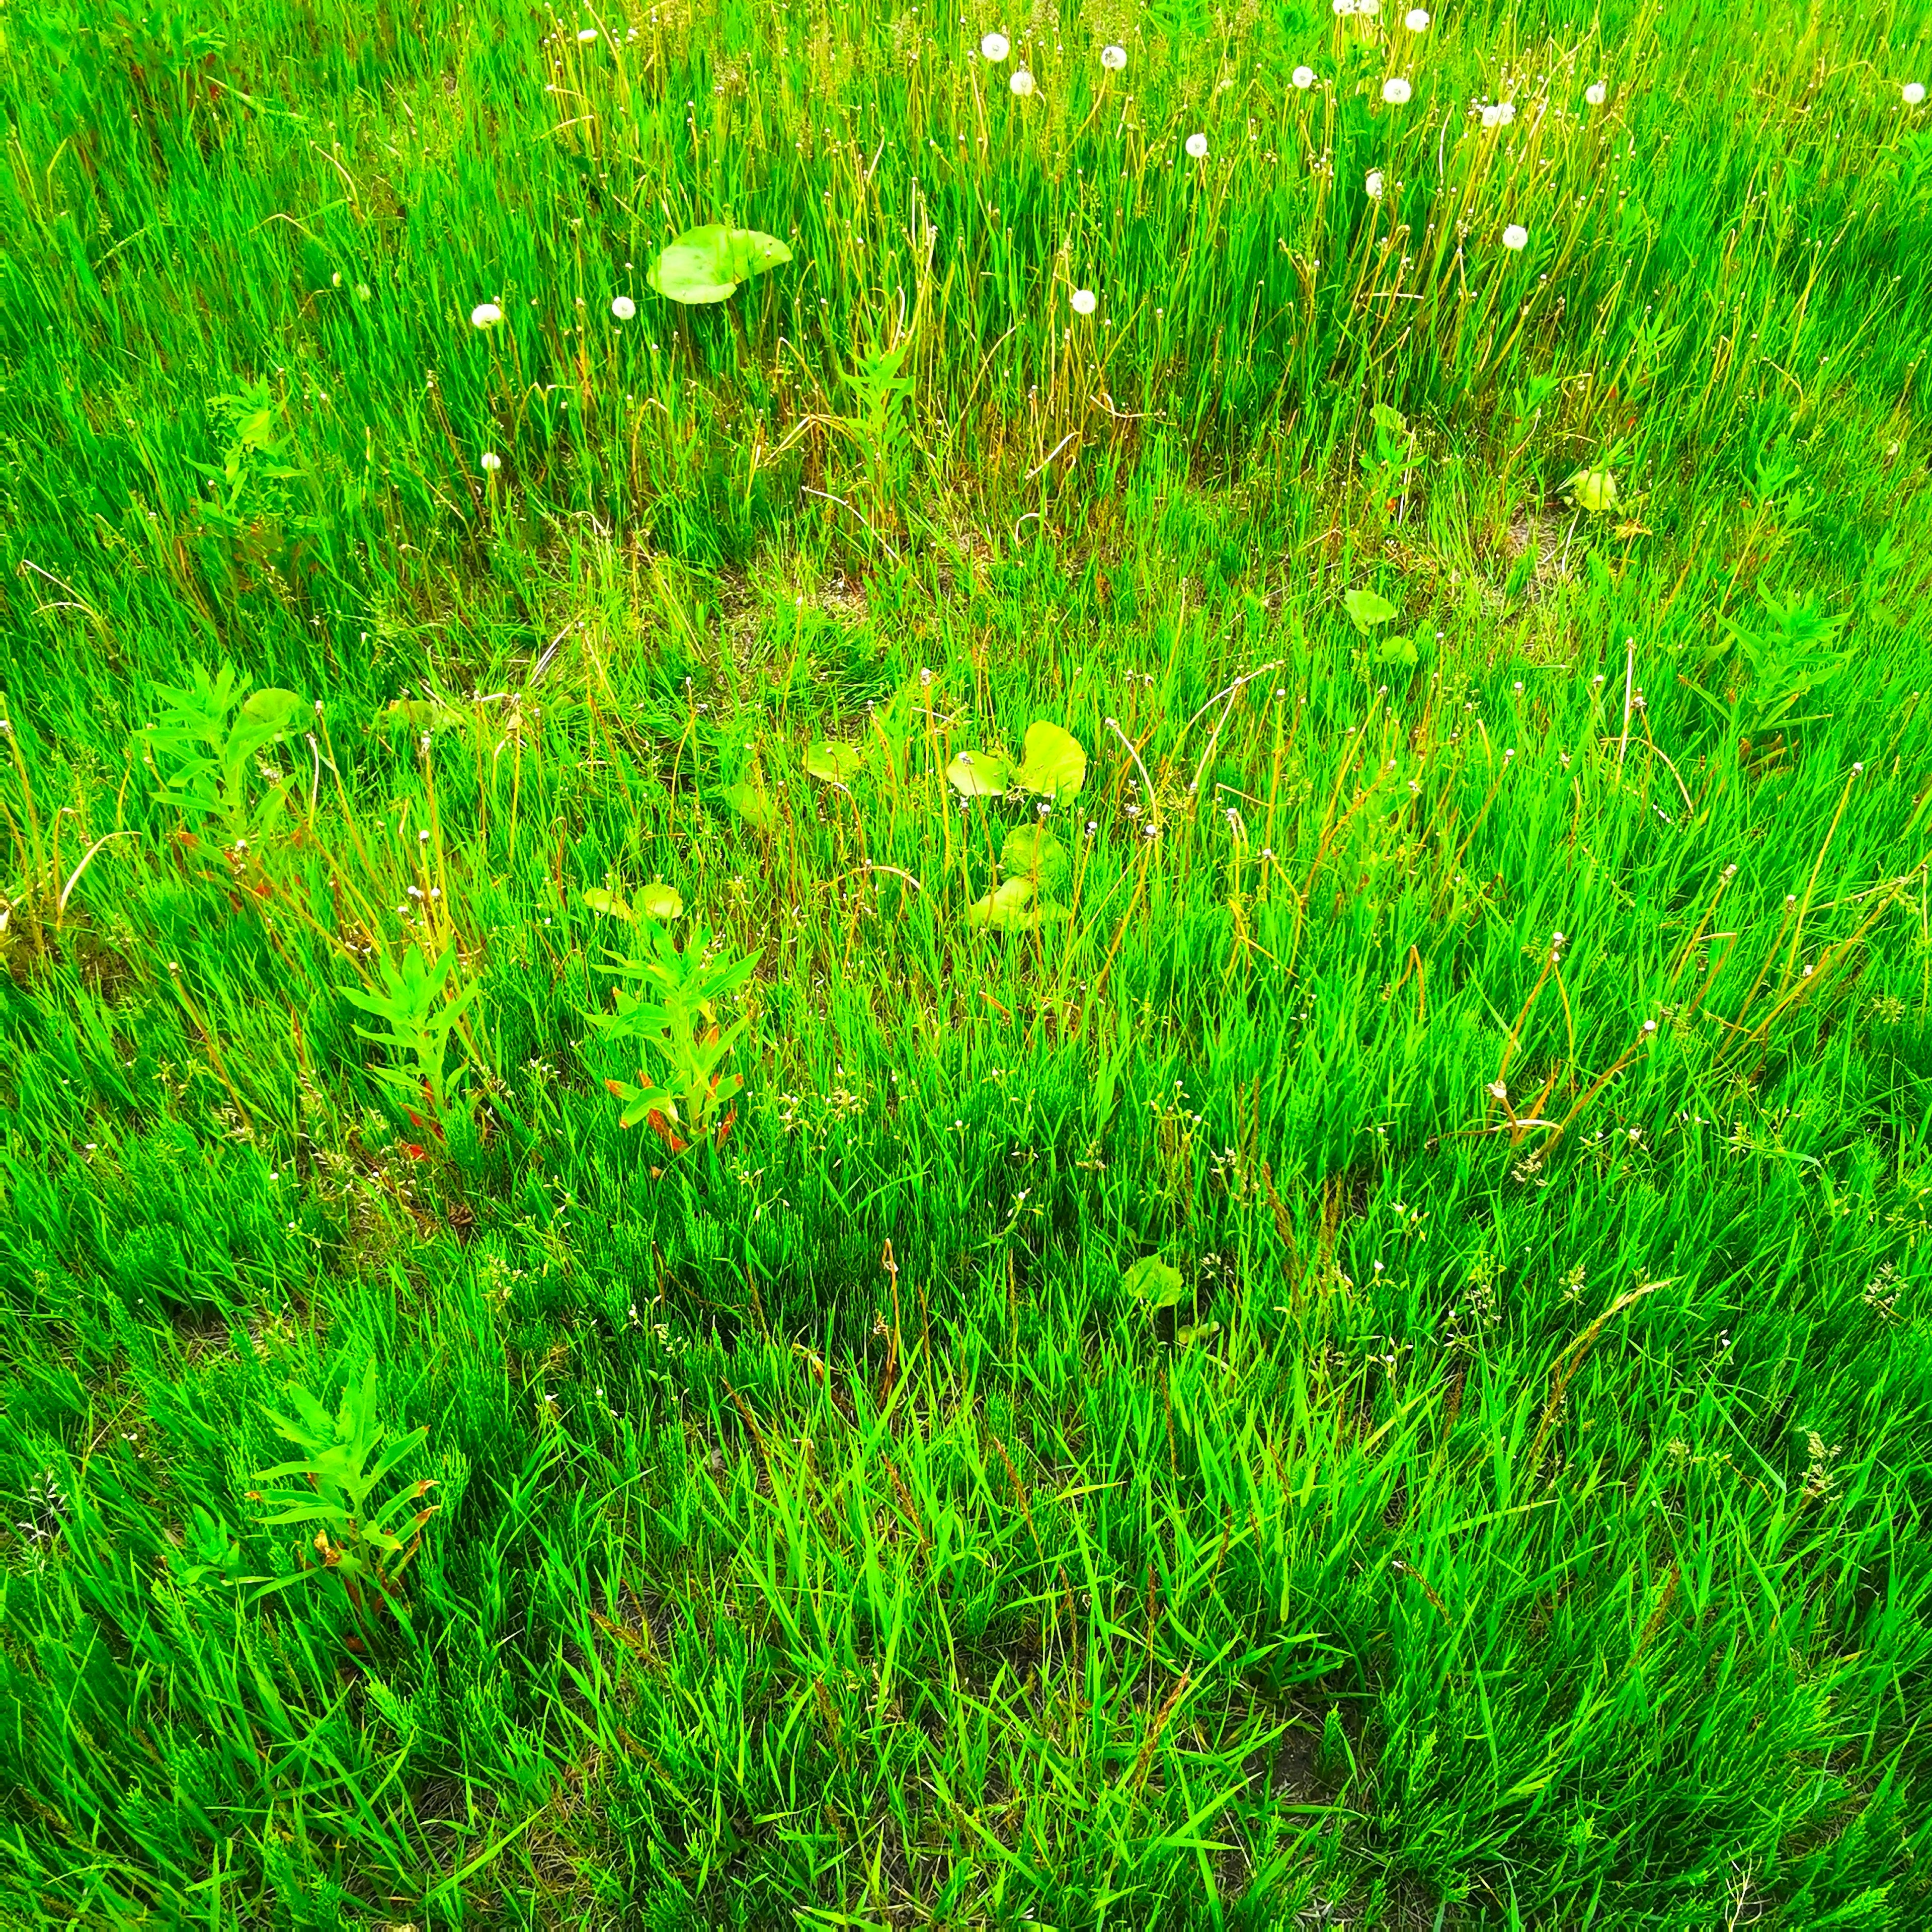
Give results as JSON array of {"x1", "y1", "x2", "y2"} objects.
[{"x1": 3, "y1": 0, "x2": 1932, "y2": 1924}]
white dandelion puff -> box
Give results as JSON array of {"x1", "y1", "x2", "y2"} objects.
[
  {"x1": 1332, "y1": 0, "x2": 1355, "y2": 14},
  {"x1": 1100, "y1": 42, "x2": 1126, "y2": 69},
  {"x1": 1293, "y1": 64, "x2": 1315, "y2": 88},
  {"x1": 1496, "y1": 99, "x2": 1516, "y2": 123},
  {"x1": 1185, "y1": 131, "x2": 1209, "y2": 157},
  {"x1": 1009, "y1": 66, "x2": 1035, "y2": 95},
  {"x1": 1070, "y1": 287, "x2": 1097, "y2": 315},
  {"x1": 470, "y1": 302, "x2": 504, "y2": 329},
  {"x1": 577, "y1": 25, "x2": 598, "y2": 40},
  {"x1": 1585, "y1": 80, "x2": 1606, "y2": 105},
  {"x1": 1502, "y1": 223, "x2": 1528, "y2": 250},
  {"x1": 980, "y1": 30, "x2": 1009, "y2": 61},
  {"x1": 1365, "y1": 169, "x2": 1385, "y2": 197},
  {"x1": 611, "y1": 294, "x2": 636, "y2": 320},
  {"x1": 481, "y1": 452, "x2": 503, "y2": 472},
  {"x1": 1382, "y1": 76, "x2": 1412, "y2": 104},
  {"x1": 1907, "y1": 82, "x2": 1927, "y2": 106},
  {"x1": 1404, "y1": 7, "x2": 1429, "y2": 26},
  {"x1": 1480, "y1": 102, "x2": 1502, "y2": 127}
]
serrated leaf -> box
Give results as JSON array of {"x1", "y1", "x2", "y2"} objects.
[
  {"x1": 1343, "y1": 587, "x2": 1399, "y2": 632},
  {"x1": 1014, "y1": 720, "x2": 1087, "y2": 799},
  {"x1": 582, "y1": 888, "x2": 635, "y2": 921},
  {"x1": 804, "y1": 740, "x2": 864, "y2": 784},
  {"x1": 1121, "y1": 1257, "x2": 1188, "y2": 1309},
  {"x1": 946, "y1": 747, "x2": 1013, "y2": 798}
]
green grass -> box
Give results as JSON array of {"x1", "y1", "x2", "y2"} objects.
[{"x1": 3, "y1": 0, "x2": 1932, "y2": 1923}]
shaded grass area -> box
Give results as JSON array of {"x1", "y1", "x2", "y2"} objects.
[{"x1": 3, "y1": 0, "x2": 1932, "y2": 1925}]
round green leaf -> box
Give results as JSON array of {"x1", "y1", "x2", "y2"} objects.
[
  {"x1": 1014, "y1": 720, "x2": 1087, "y2": 799},
  {"x1": 1563, "y1": 468, "x2": 1619, "y2": 514},
  {"x1": 722, "y1": 778, "x2": 776, "y2": 829},
  {"x1": 1344, "y1": 587, "x2": 1399, "y2": 632},
  {"x1": 965, "y1": 876, "x2": 1038, "y2": 930},
  {"x1": 804, "y1": 741, "x2": 864, "y2": 784},
  {"x1": 647, "y1": 225, "x2": 793, "y2": 306},
  {"x1": 637, "y1": 884, "x2": 684, "y2": 920},
  {"x1": 581, "y1": 887, "x2": 635, "y2": 921},
  {"x1": 1000, "y1": 824, "x2": 1071, "y2": 896},
  {"x1": 946, "y1": 747, "x2": 1013, "y2": 798},
  {"x1": 1121, "y1": 1257, "x2": 1188, "y2": 1309}
]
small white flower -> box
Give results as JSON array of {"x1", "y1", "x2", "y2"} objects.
[
  {"x1": 1404, "y1": 6, "x2": 1429, "y2": 26},
  {"x1": 1185, "y1": 131, "x2": 1209, "y2": 157},
  {"x1": 1907, "y1": 82, "x2": 1927, "y2": 106},
  {"x1": 1585, "y1": 80, "x2": 1606, "y2": 105},
  {"x1": 980, "y1": 30, "x2": 1009, "y2": 61},
  {"x1": 577, "y1": 25, "x2": 598, "y2": 41},
  {"x1": 481, "y1": 452, "x2": 502, "y2": 472},
  {"x1": 1100, "y1": 42, "x2": 1126, "y2": 69},
  {"x1": 470, "y1": 301, "x2": 504, "y2": 329},
  {"x1": 1070, "y1": 287, "x2": 1097, "y2": 315},
  {"x1": 1382, "y1": 76, "x2": 1411, "y2": 104},
  {"x1": 1366, "y1": 169, "x2": 1385, "y2": 197},
  {"x1": 1502, "y1": 223, "x2": 1528, "y2": 250},
  {"x1": 1009, "y1": 66, "x2": 1034, "y2": 95},
  {"x1": 611, "y1": 294, "x2": 636, "y2": 320},
  {"x1": 1292, "y1": 63, "x2": 1315, "y2": 88}
]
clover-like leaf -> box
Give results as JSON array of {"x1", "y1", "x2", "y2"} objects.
[
  {"x1": 1121, "y1": 1256, "x2": 1188, "y2": 1310},
  {"x1": 1343, "y1": 587, "x2": 1399, "y2": 632},
  {"x1": 647, "y1": 225, "x2": 793, "y2": 306},
  {"x1": 946, "y1": 747, "x2": 1014, "y2": 798},
  {"x1": 804, "y1": 741, "x2": 864, "y2": 784},
  {"x1": 1014, "y1": 720, "x2": 1087, "y2": 799}
]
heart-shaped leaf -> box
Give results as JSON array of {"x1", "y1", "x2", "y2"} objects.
[
  {"x1": 722, "y1": 778, "x2": 776, "y2": 829},
  {"x1": 637, "y1": 884, "x2": 684, "y2": 920},
  {"x1": 647, "y1": 225, "x2": 793, "y2": 306},
  {"x1": 804, "y1": 741, "x2": 864, "y2": 784},
  {"x1": 1014, "y1": 720, "x2": 1087, "y2": 799},
  {"x1": 1000, "y1": 824, "x2": 1071, "y2": 896},
  {"x1": 1121, "y1": 1257, "x2": 1188, "y2": 1310},
  {"x1": 1343, "y1": 587, "x2": 1399, "y2": 632},
  {"x1": 581, "y1": 888, "x2": 635, "y2": 921},
  {"x1": 946, "y1": 747, "x2": 1013, "y2": 798}
]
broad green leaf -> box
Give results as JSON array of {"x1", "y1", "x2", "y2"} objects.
[
  {"x1": 1343, "y1": 587, "x2": 1399, "y2": 632},
  {"x1": 963, "y1": 876, "x2": 1068, "y2": 931},
  {"x1": 1370, "y1": 403, "x2": 1408, "y2": 437},
  {"x1": 637, "y1": 883, "x2": 684, "y2": 921},
  {"x1": 1563, "y1": 468, "x2": 1619, "y2": 513},
  {"x1": 804, "y1": 740, "x2": 864, "y2": 784},
  {"x1": 722, "y1": 778, "x2": 776, "y2": 829},
  {"x1": 1014, "y1": 720, "x2": 1087, "y2": 799},
  {"x1": 239, "y1": 688, "x2": 302, "y2": 731},
  {"x1": 1000, "y1": 824, "x2": 1071, "y2": 896},
  {"x1": 1121, "y1": 1257, "x2": 1188, "y2": 1310},
  {"x1": 582, "y1": 888, "x2": 635, "y2": 922},
  {"x1": 946, "y1": 747, "x2": 1013, "y2": 797},
  {"x1": 647, "y1": 225, "x2": 793, "y2": 305}
]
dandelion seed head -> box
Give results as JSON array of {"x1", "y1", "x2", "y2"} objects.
[
  {"x1": 611, "y1": 294, "x2": 636, "y2": 320},
  {"x1": 1585, "y1": 80, "x2": 1607, "y2": 105},
  {"x1": 481, "y1": 451, "x2": 502, "y2": 472},
  {"x1": 1009, "y1": 66, "x2": 1035, "y2": 95},
  {"x1": 1405, "y1": 7, "x2": 1429, "y2": 27},
  {"x1": 1185, "y1": 131, "x2": 1209, "y2": 157},
  {"x1": 1070, "y1": 286, "x2": 1097, "y2": 314},
  {"x1": 469, "y1": 301, "x2": 504, "y2": 329},
  {"x1": 1907, "y1": 82, "x2": 1927, "y2": 106},
  {"x1": 1100, "y1": 42, "x2": 1126, "y2": 69},
  {"x1": 1293, "y1": 63, "x2": 1315, "y2": 88},
  {"x1": 980, "y1": 30, "x2": 1009, "y2": 60},
  {"x1": 1382, "y1": 76, "x2": 1412, "y2": 105},
  {"x1": 1366, "y1": 169, "x2": 1385, "y2": 197},
  {"x1": 1502, "y1": 223, "x2": 1528, "y2": 250}
]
